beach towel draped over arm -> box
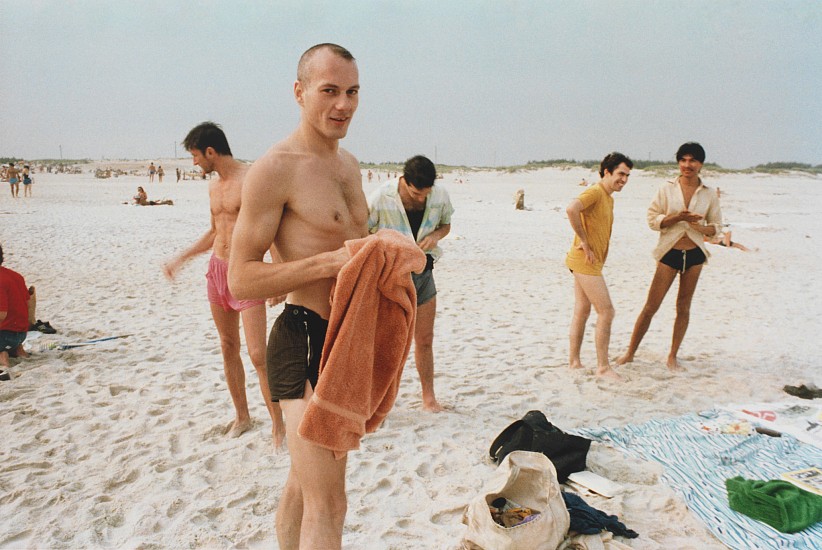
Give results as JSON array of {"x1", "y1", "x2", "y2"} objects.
[{"x1": 298, "y1": 229, "x2": 427, "y2": 458}]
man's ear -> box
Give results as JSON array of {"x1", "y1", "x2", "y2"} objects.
[{"x1": 294, "y1": 80, "x2": 305, "y2": 106}]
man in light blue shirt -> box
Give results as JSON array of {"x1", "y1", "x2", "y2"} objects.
[{"x1": 367, "y1": 155, "x2": 453, "y2": 412}]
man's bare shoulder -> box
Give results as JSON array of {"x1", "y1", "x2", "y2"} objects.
[
  {"x1": 247, "y1": 139, "x2": 305, "y2": 187},
  {"x1": 339, "y1": 147, "x2": 360, "y2": 171}
]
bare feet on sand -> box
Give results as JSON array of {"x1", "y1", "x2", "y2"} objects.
[
  {"x1": 666, "y1": 356, "x2": 685, "y2": 372},
  {"x1": 423, "y1": 398, "x2": 446, "y2": 413},
  {"x1": 225, "y1": 418, "x2": 253, "y2": 438},
  {"x1": 569, "y1": 359, "x2": 585, "y2": 369},
  {"x1": 596, "y1": 366, "x2": 623, "y2": 381},
  {"x1": 614, "y1": 353, "x2": 633, "y2": 366}
]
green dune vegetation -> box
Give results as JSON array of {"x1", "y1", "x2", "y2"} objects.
[{"x1": 359, "y1": 159, "x2": 822, "y2": 177}]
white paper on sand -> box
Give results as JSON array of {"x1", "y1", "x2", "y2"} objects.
[{"x1": 566, "y1": 471, "x2": 621, "y2": 498}]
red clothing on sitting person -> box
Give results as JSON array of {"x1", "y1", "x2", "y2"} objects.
[{"x1": 0, "y1": 266, "x2": 30, "y2": 333}]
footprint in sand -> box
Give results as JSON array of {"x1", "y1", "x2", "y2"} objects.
[
  {"x1": 108, "y1": 384, "x2": 135, "y2": 396},
  {"x1": 431, "y1": 505, "x2": 466, "y2": 525}
]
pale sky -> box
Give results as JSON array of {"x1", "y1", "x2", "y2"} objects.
[{"x1": 2, "y1": 0, "x2": 820, "y2": 168}]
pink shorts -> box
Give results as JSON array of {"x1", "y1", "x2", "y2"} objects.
[{"x1": 206, "y1": 255, "x2": 265, "y2": 312}]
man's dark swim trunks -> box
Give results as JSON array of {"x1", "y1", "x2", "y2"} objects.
[
  {"x1": 660, "y1": 246, "x2": 706, "y2": 273},
  {"x1": 266, "y1": 304, "x2": 328, "y2": 401}
]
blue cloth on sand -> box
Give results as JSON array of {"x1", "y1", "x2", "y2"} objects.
[{"x1": 573, "y1": 411, "x2": 822, "y2": 549}]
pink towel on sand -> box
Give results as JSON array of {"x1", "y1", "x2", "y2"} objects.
[{"x1": 298, "y1": 229, "x2": 426, "y2": 458}]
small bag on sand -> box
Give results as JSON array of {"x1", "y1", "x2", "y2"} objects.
[
  {"x1": 489, "y1": 410, "x2": 591, "y2": 483},
  {"x1": 461, "y1": 450, "x2": 570, "y2": 550}
]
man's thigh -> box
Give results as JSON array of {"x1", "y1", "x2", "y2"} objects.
[
  {"x1": 572, "y1": 272, "x2": 612, "y2": 312},
  {"x1": 281, "y1": 386, "x2": 347, "y2": 501}
]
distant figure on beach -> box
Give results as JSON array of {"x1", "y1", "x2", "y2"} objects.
[
  {"x1": 133, "y1": 186, "x2": 148, "y2": 205},
  {"x1": 7, "y1": 163, "x2": 20, "y2": 198},
  {"x1": 130, "y1": 186, "x2": 172, "y2": 206},
  {"x1": 616, "y1": 142, "x2": 722, "y2": 371},
  {"x1": 22, "y1": 165, "x2": 33, "y2": 197},
  {"x1": 157, "y1": 165, "x2": 164, "y2": 183},
  {"x1": 367, "y1": 169, "x2": 373, "y2": 182},
  {"x1": 163, "y1": 122, "x2": 284, "y2": 444},
  {"x1": 579, "y1": 178, "x2": 588, "y2": 186},
  {"x1": 514, "y1": 189, "x2": 526, "y2": 210},
  {"x1": 176, "y1": 168, "x2": 181, "y2": 182},
  {"x1": 228, "y1": 43, "x2": 364, "y2": 550},
  {"x1": 148, "y1": 162, "x2": 156, "y2": 182},
  {"x1": 0, "y1": 244, "x2": 32, "y2": 376},
  {"x1": 565, "y1": 152, "x2": 633, "y2": 380},
  {"x1": 368, "y1": 155, "x2": 453, "y2": 412},
  {"x1": 705, "y1": 230, "x2": 753, "y2": 252},
  {"x1": 1, "y1": 244, "x2": 56, "y2": 378}
]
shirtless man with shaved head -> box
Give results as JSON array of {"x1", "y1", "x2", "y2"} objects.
[{"x1": 229, "y1": 43, "x2": 364, "y2": 549}]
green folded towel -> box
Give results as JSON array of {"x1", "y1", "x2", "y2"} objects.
[{"x1": 726, "y1": 476, "x2": 822, "y2": 533}]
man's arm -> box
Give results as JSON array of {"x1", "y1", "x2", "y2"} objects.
[
  {"x1": 163, "y1": 218, "x2": 216, "y2": 280},
  {"x1": 418, "y1": 224, "x2": 450, "y2": 252},
  {"x1": 566, "y1": 199, "x2": 596, "y2": 264},
  {"x1": 227, "y1": 157, "x2": 349, "y2": 301}
]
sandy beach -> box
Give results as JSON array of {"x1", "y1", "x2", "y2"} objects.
[{"x1": 1, "y1": 163, "x2": 821, "y2": 549}]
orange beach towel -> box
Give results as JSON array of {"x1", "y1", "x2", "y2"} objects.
[{"x1": 298, "y1": 229, "x2": 427, "y2": 458}]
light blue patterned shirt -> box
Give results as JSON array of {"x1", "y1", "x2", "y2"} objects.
[{"x1": 367, "y1": 179, "x2": 454, "y2": 262}]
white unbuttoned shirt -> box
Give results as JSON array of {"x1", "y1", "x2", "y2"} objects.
[{"x1": 647, "y1": 177, "x2": 722, "y2": 261}]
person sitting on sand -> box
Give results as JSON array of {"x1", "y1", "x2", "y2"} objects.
[
  {"x1": 133, "y1": 186, "x2": 148, "y2": 205},
  {"x1": 131, "y1": 186, "x2": 173, "y2": 206},
  {"x1": 565, "y1": 152, "x2": 633, "y2": 381},
  {"x1": 616, "y1": 142, "x2": 722, "y2": 372},
  {"x1": 704, "y1": 230, "x2": 752, "y2": 252},
  {"x1": 1, "y1": 244, "x2": 57, "y2": 380}
]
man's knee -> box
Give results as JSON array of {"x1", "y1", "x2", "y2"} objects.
[
  {"x1": 305, "y1": 489, "x2": 347, "y2": 520},
  {"x1": 640, "y1": 301, "x2": 661, "y2": 318},
  {"x1": 414, "y1": 331, "x2": 434, "y2": 350},
  {"x1": 247, "y1": 347, "x2": 266, "y2": 369},
  {"x1": 598, "y1": 305, "x2": 615, "y2": 323},
  {"x1": 219, "y1": 335, "x2": 241, "y2": 357},
  {"x1": 573, "y1": 303, "x2": 592, "y2": 318},
  {"x1": 675, "y1": 302, "x2": 692, "y2": 318}
]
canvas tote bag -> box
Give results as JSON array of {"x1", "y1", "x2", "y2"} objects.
[{"x1": 461, "y1": 450, "x2": 570, "y2": 550}]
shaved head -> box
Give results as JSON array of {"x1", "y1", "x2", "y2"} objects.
[{"x1": 297, "y1": 43, "x2": 355, "y2": 85}]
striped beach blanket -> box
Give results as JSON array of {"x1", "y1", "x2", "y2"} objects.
[{"x1": 574, "y1": 411, "x2": 822, "y2": 549}]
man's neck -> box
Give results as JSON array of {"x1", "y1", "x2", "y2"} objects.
[
  {"x1": 295, "y1": 124, "x2": 341, "y2": 158},
  {"x1": 679, "y1": 174, "x2": 701, "y2": 187},
  {"x1": 213, "y1": 156, "x2": 241, "y2": 181},
  {"x1": 597, "y1": 180, "x2": 614, "y2": 196}
]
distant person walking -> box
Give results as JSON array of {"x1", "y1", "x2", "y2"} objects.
[
  {"x1": 565, "y1": 152, "x2": 632, "y2": 381},
  {"x1": 22, "y1": 165, "x2": 33, "y2": 197},
  {"x1": 616, "y1": 142, "x2": 722, "y2": 371},
  {"x1": 157, "y1": 165, "x2": 164, "y2": 183},
  {"x1": 176, "y1": 168, "x2": 181, "y2": 182},
  {"x1": 148, "y1": 162, "x2": 156, "y2": 182},
  {"x1": 7, "y1": 163, "x2": 20, "y2": 198}
]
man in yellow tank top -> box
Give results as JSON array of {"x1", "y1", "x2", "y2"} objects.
[{"x1": 565, "y1": 152, "x2": 633, "y2": 380}]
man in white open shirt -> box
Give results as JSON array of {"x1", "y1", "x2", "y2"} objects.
[{"x1": 616, "y1": 142, "x2": 722, "y2": 371}]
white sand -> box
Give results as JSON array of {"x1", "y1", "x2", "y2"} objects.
[{"x1": 2, "y1": 164, "x2": 820, "y2": 549}]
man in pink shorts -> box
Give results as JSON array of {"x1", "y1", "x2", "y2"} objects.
[{"x1": 164, "y1": 121, "x2": 285, "y2": 447}]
